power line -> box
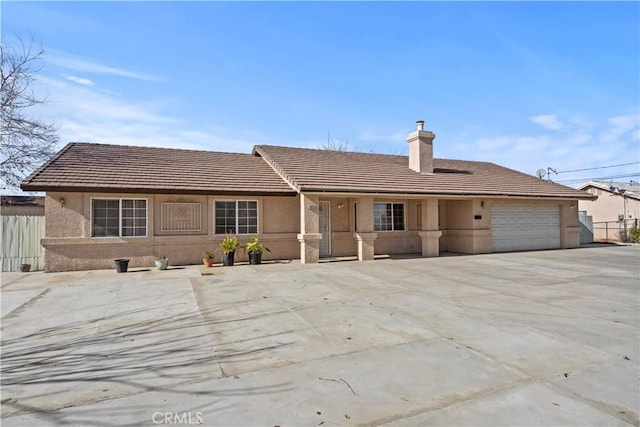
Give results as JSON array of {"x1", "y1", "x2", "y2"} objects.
[
  {"x1": 555, "y1": 172, "x2": 640, "y2": 184},
  {"x1": 556, "y1": 161, "x2": 640, "y2": 174}
]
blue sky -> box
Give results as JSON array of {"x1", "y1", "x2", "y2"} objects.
[{"x1": 3, "y1": 1, "x2": 639, "y2": 188}]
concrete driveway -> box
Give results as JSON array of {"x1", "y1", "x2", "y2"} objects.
[{"x1": 1, "y1": 245, "x2": 638, "y2": 426}]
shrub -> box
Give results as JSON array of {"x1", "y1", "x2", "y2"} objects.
[
  {"x1": 630, "y1": 223, "x2": 640, "y2": 243},
  {"x1": 220, "y1": 235, "x2": 239, "y2": 253}
]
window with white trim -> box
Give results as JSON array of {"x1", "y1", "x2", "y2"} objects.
[
  {"x1": 215, "y1": 200, "x2": 258, "y2": 234},
  {"x1": 92, "y1": 199, "x2": 147, "y2": 237},
  {"x1": 374, "y1": 202, "x2": 405, "y2": 231}
]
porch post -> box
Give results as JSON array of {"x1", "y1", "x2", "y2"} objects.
[
  {"x1": 297, "y1": 193, "x2": 322, "y2": 264},
  {"x1": 418, "y1": 198, "x2": 442, "y2": 257},
  {"x1": 354, "y1": 196, "x2": 377, "y2": 261}
]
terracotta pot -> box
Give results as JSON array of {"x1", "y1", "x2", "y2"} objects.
[{"x1": 203, "y1": 258, "x2": 214, "y2": 267}]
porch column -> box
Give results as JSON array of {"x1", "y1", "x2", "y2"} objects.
[
  {"x1": 418, "y1": 198, "x2": 442, "y2": 257},
  {"x1": 354, "y1": 196, "x2": 377, "y2": 261},
  {"x1": 297, "y1": 193, "x2": 322, "y2": 264}
]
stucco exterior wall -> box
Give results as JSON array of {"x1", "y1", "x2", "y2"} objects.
[
  {"x1": 578, "y1": 188, "x2": 639, "y2": 241},
  {"x1": 438, "y1": 198, "x2": 579, "y2": 254},
  {"x1": 579, "y1": 188, "x2": 640, "y2": 223},
  {"x1": 42, "y1": 192, "x2": 300, "y2": 272},
  {"x1": 438, "y1": 199, "x2": 491, "y2": 254},
  {"x1": 263, "y1": 196, "x2": 300, "y2": 233},
  {"x1": 371, "y1": 197, "x2": 421, "y2": 256},
  {"x1": 46, "y1": 193, "x2": 85, "y2": 238},
  {"x1": 42, "y1": 191, "x2": 583, "y2": 271},
  {"x1": 375, "y1": 231, "x2": 421, "y2": 254}
]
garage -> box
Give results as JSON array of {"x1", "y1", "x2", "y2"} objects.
[{"x1": 491, "y1": 204, "x2": 561, "y2": 252}]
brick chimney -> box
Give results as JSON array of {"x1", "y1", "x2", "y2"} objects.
[{"x1": 407, "y1": 120, "x2": 435, "y2": 174}]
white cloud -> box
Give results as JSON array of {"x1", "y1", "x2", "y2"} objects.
[
  {"x1": 31, "y1": 74, "x2": 266, "y2": 155},
  {"x1": 64, "y1": 75, "x2": 95, "y2": 86},
  {"x1": 56, "y1": 117, "x2": 259, "y2": 153},
  {"x1": 565, "y1": 133, "x2": 591, "y2": 146},
  {"x1": 530, "y1": 114, "x2": 563, "y2": 130},
  {"x1": 27, "y1": 68, "x2": 640, "y2": 191},
  {"x1": 47, "y1": 51, "x2": 159, "y2": 81},
  {"x1": 599, "y1": 113, "x2": 640, "y2": 143},
  {"x1": 445, "y1": 111, "x2": 639, "y2": 186},
  {"x1": 567, "y1": 115, "x2": 594, "y2": 129},
  {"x1": 37, "y1": 75, "x2": 175, "y2": 125}
]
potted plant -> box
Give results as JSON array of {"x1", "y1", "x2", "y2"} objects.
[
  {"x1": 242, "y1": 237, "x2": 270, "y2": 265},
  {"x1": 202, "y1": 251, "x2": 214, "y2": 267},
  {"x1": 220, "y1": 235, "x2": 239, "y2": 266},
  {"x1": 155, "y1": 256, "x2": 169, "y2": 270}
]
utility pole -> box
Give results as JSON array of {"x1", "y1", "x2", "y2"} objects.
[{"x1": 610, "y1": 186, "x2": 629, "y2": 241}]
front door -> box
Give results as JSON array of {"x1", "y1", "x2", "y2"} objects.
[{"x1": 319, "y1": 200, "x2": 331, "y2": 257}]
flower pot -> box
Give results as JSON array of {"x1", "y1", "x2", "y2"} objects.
[
  {"x1": 248, "y1": 252, "x2": 262, "y2": 265},
  {"x1": 19, "y1": 263, "x2": 31, "y2": 272},
  {"x1": 114, "y1": 259, "x2": 129, "y2": 273},
  {"x1": 203, "y1": 258, "x2": 214, "y2": 267},
  {"x1": 222, "y1": 251, "x2": 235, "y2": 266},
  {"x1": 155, "y1": 259, "x2": 168, "y2": 270}
]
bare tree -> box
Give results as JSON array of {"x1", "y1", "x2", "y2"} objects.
[
  {"x1": 320, "y1": 131, "x2": 350, "y2": 152},
  {"x1": 1, "y1": 37, "x2": 59, "y2": 190}
]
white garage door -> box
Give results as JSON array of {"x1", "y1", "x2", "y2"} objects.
[{"x1": 491, "y1": 204, "x2": 561, "y2": 252}]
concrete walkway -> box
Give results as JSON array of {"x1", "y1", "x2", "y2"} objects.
[{"x1": 1, "y1": 245, "x2": 638, "y2": 426}]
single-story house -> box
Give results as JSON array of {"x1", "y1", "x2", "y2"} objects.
[
  {"x1": 577, "y1": 181, "x2": 640, "y2": 242},
  {"x1": 21, "y1": 121, "x2": 596, "y2": 272}
]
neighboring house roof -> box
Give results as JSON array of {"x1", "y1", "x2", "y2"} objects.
[
  {"x1": 253, "y1": 145, "x2": 595, "y2": 199},
  {"x1": 578, "y1": 181, "x2": 640, "y2": 201},
  {"x1": 1, "y1": 196, "x2": 45, "y2": 207},
  {"x1": 20, "y1": 143, "x2": 296, "y2": 196}
]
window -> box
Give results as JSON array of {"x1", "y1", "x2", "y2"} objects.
[
  {"x1": 374, "y1": 202, "x2": 405, "y2": 231},
  {"x1": 215, "y1": 200, "x2": 258, "y2": 234},
  {"x1": 92, "y1": 199, "x2": 147, "y2": 237}
]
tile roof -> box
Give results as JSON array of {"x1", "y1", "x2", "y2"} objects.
[
  {"x1": 21, "y1": 143, "x2": 296, "y2": 195},
  {"x1": 21, "y1": 142, "x2": 596, "y2": 200},
  {"x1": 253, "y1": 145, "x2": 596, "y2": 200}
]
